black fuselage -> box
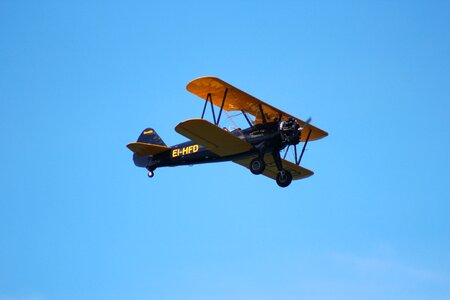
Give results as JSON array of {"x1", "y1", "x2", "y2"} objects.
[{"x1": 146, "y1": 122, "x2": 285, "y2": 170}]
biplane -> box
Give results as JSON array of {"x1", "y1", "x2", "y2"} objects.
[{"x1": 127, "y1": 76, "x2": 327, "y2": 187}]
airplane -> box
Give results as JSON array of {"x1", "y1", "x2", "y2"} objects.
[{"x1": 127, "y1": 76, "x2": 328, "y2": 187}]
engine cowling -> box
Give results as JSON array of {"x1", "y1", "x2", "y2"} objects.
[{"x1": 279, "y1": 118, "x2": 300, "y2": 145}]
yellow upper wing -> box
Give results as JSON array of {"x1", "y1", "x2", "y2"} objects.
[
  {"x1": 175, "y1": 118, "x2": 253, "y2": 157},
  {"x1": 186, "y1": 76, "x2": 328, "y2": 141}
]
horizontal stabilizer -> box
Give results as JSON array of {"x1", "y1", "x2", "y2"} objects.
[
  {"x1": 175, "y1": 118, "x2": 253, "y2": 157},
  {"x1": 127, "y1": 142, "x2": 170, "y2": 156}
]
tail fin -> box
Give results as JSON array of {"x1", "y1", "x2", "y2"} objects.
[
  {"x1": 137, "y1": 128, "x2": 166, "y2": 146},
  {"x1": 128, "y1": 128, "x2": 170, "y2": 168}
]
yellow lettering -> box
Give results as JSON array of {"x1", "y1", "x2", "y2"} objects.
[{"x1": 172, "y1": 145, "x2": 199, "y2": 158}]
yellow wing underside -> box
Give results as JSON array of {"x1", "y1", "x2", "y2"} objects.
[
  {"x1": 233, "y1": 155, "x2": 314, "y2": 181},
  {"x1": 186, "y1": 76, "x2": 328, "y2": 142}
]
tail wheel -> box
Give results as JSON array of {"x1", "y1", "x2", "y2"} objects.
[
  {"x1": 147, "y1": 170, "x2": 154, "y2": 178},
  {"x1": 250, "y1": 158, "x2": 265, "y2": 175},
  {"x1": 276, "y1": 170, "x2": 292, "y2": 187}
]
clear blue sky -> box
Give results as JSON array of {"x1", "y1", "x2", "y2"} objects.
[{"x1": 1, "y1": 1, "x2": 449, "y2": 299}]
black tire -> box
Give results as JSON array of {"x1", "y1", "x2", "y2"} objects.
[
  {"x1": 147, "y1": 171, "x2": 154, "y2": 178},
  {"x1": 276, "y1": 170, "x2": 292, "y2": 187},
  {"x1": 250, "y1": 158, "x2": 265, "y2": 175}
]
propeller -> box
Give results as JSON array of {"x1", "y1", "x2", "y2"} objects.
[{"x1": 299, "y1": 117, "x2": 312, "y2": 131}]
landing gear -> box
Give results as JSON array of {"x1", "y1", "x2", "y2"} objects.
[
  {"x1": 249, "y1": 157, "x2": 265, "y2": 175},
  {"x1": 147, "y1": 166, "x2": 156, "y2": 178},
  {"x1": 276, "y1": 170, "x2": 292, "y2": 188},
  {"x1": 270, "y1": 148, "x2": 292, "y2": 187}
]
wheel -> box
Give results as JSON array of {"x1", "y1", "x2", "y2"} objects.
[
  {"x1": 250, "y1": 158, "x2": 265, "y2": 175},
  {"x1": 147, "y1": 170, "x2": 154, "y2": 178},
  {"x1": 276, "y1": 170, "x2": 292, "y2": 187}
]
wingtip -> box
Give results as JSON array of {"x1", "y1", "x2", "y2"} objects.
[{"x1": 186, "y1": 76, "x2": 220, "y2": 90}]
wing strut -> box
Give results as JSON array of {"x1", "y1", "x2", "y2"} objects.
[
  {"x1": 208, "y1": 93, "x2": 217, "y2": 124},
  {"x1": 258, "y1": 104, "x2": 267, "y2": 124},
  {"x1": 241, "y1": 110, "x2": 253, "y2": 127},
  {"x1": 297, "y1": 129, "x2": 312, "y2": 165},
  {"x1": 282, "y1": 129, "x2": 312, "y2": 165},
  {"x1": 200, "y1": 89, "x2": 228, "y2": 126},
  {"x1": 216, "y1": 88, "x2": 228, "y2": 125},
  {"x1": 201, "y1": 93, "x2": 210, "y2": 119},
  {"x1": 283, "y1": 145, "x2": 290, "y2": 159}
]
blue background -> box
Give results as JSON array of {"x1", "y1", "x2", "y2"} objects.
[{"x1": 1, "y1": 1, "x2": 449, "y2": 299}]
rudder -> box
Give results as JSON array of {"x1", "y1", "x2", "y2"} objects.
[{"x1": 137, "y1": 128, "x2": 166, "y2": 146}]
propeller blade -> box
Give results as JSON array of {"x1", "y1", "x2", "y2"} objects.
[{"x1": 299, "y1": 117, "x2": 312, "y2": 130}]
